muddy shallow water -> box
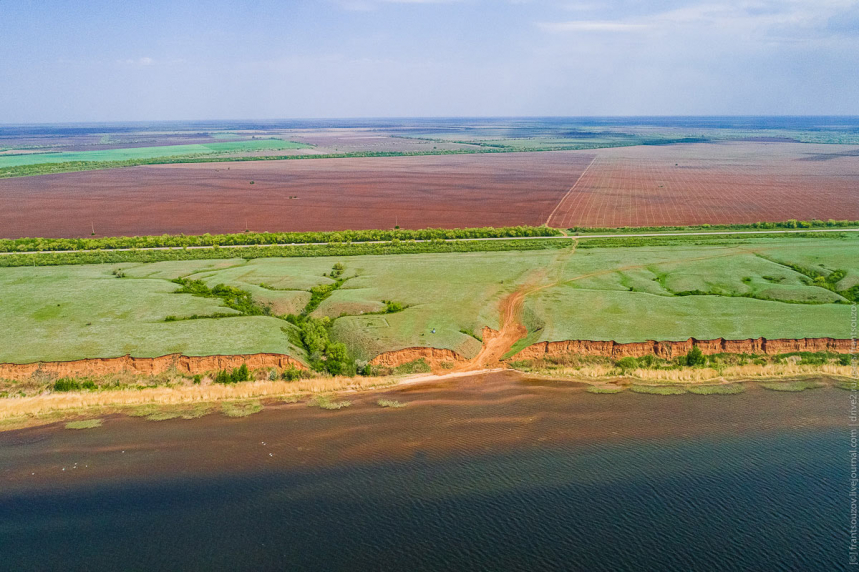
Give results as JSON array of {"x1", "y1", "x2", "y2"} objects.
[{"x1": 0, "y1": 371, "x2": 849, "y2": 571}]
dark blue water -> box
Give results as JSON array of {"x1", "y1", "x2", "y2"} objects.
[{"x1": 0, "y1": 378, "x2": 849, "y2": 571}]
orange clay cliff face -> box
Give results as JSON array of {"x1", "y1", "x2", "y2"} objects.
[
  {"x1": 0, "y1": 353, "x2": 306, "y2": 382},
  {"x1": 369, "y1": 336, "x2": 853, "y2": 369},
  {"x1": 0, "y1": 338, "x2": 852, "y2": 381},
  {"x1": 511, "y1": 337, "x2": 853, "y2": 361}
]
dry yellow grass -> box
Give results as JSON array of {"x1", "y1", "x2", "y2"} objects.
[
  {"x1": 0, "y1": 375, "x2": 400, "y2": 422},
  {"x1": 520, "y1": 363, "x2": 853, "y2": 384}
]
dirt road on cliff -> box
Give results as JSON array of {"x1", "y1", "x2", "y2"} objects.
[
  {"x1": 457, "y1": 245, "x2": 577, "y2": 371},
  {"x1": 455, "y1": 242, "x2": 750, "y2": 371}
]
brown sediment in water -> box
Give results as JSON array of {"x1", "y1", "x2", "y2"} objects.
[
  {"x1": 0, "y1": 370, "x2": 846, "y2": 495},
  {"x1": 0, "y1": 353, "x2": 306, "y2": 382}
]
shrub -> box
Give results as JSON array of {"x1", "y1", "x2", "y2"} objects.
[
  {"x1": 393, "y1": 358, "x2": 432, "y2": 374},
  {"x1": 214, "y1": 365, "x2": 251, "y2": 384},
  {"x1": 616, "y1": 357, "x2": 638, "y2": 372},
  {"x1": 53, "y1": 378, "x2": 82, "y2": 392},
  {"x1": 282, "y1": 367, "x2": 303, "y2": 381},
  {"x1": 231, "y1": 363, "x2": 250, "y2": 383},
  {"x1": 686, "y1": 346, "x2": 706, "y2": 367}
]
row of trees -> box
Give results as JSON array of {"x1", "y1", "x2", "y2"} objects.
[
  {"x1": 0, "y1": 238, "x2": 570, "y2": 268},
  {"x1": 571, "y1": 219, "x2": 859, "y2": 234},
  {"x1": 1, "y1": 225, "x2": 560, "y2": 253}
]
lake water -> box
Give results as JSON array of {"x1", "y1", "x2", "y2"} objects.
[{"x1": 0, "y1": 372, "x2": 850, "y2": 571}]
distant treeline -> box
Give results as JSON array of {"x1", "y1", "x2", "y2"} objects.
[
  {"x1": 0, "y1": 238, "x2": 574, "y2": 268},
  {"x1": 577, "y1": 232, "x2": 849, "y2": 249},
  {"x1": 570, "y1": 219, "x2": 859, "y2": 234},
  {"x1": 0, "y1": 225, "x2": 559, "y2": 253}
]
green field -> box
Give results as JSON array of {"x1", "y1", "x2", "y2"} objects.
[
  {"x1": 0, "y1": 139, "x2": 309, "y2": 169},
  {"x1": 0, "y1": 236, "x2": 854, "y2": 365}
]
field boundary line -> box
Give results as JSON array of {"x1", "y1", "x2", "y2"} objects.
[{"x1": 545, "y1": 155, "x2": 597, "y2": 227}]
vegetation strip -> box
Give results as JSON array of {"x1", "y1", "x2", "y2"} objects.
[
  {"x1": 570, "y1": 219, "x2": 859, "y2": 234},
  {"x1": 0, "y1": 238, "x2": 573, "y2": 267},
  {"x1": 0, "y1": 226, "x2": 559, "y2": 253},
  {"x1": 0, "y1": 133, "x2": 715, "y2": 179},
  {"x1": 0, "y1": 147, "x2": 516, "y2": 179}
]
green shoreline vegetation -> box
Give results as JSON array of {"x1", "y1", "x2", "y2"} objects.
[
  {"x1": 0, "y1": 361, "x2": 845, "y2": 432},
  {"x1": 510, "y1": 350, "x2": 852, "y2": 377},
  {"x1": 1, "y1": 350, "x2": 847, "y2": 402}
]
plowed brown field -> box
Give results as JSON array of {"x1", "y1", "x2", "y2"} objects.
[
  {"x1": 0, "y1": 152, "x2": 594, "y2": 238},
  {"x1": 548, "y1": 142, "x2": 859, "y2": 228}
]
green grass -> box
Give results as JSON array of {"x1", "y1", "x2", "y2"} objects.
[
  {"x1": 836, "y1": 380, "x2": 859, "y2": 390},
  {"x1": 512, "y1": 237, "x2": 857, "y2": 353},
  {"x1": 0, "y1": 147, "x2": 510, "y2": 178},
  {"x1": 686, "y1": 384, "x2": 746, "y2": 395},
  {"x1": 587, "y1": 386, "x2": 625, "y2": 394},
  {"x1": 629, "y1": 385, "x2": 688, "y2": 395},
  {"x1": 0, "y1": 139, "x2": 309, "y2": 169},
  {"x1": 65, "y1": 419, "x2": 103, "y2": 429},
  {"x1": 308, "y1": 395, "x2": 352, "y2": 410},
  {"x1": 377, "y1": 399, "x2": 407, "y2": 408},
  {"x1": 759, "y1": 380, "x2": 825, "y2": 392},
  {"x1": 221, "y1": 400, "x2": 263, "y2": 417},
  {"x1": 0, "y1": 236, "x2": 855, "y2": 367},
  {"x1": 132, "y1": 404, "x2": 214, "y2": 420},
  {"x1": 0, "y1": 262, "x2": 305, "y2": 363}
]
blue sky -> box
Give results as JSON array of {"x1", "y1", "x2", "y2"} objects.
[{"x1": 1, "y1": 0, "x2": 857, "y2": 122}]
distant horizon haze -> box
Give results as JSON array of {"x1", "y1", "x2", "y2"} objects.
[{"x1": 1, "y1": 0, "x2": 857, "y2": 122}]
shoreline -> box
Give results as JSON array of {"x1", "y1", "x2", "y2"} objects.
[{"x1": 0, "y1": 335, "x2": 852, "y2": 381}]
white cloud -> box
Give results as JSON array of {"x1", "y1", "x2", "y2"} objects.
[
  {"x1": 538, "y1": 20, "x2": 649, "y2": 32},
  {"x1": 118, "y1": 57, "x2": 155, "y2": 66}
]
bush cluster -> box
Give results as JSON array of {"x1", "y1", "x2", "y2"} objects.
[
  {"x1": 214, "y1": 364, "x2": 251, "y2": 384},
  {"x1": 52, "y1": 378, "x2": 97, "y2": 392}
]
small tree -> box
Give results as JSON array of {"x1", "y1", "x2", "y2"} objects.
[
  {"x1": 616, "y1": 357, "x2": 638, "y2": 372},
  {"x1": 686, "y1": 346, "x2": 706, "y2": 367},
  {"x1": 231, "y1": 363, "x2": 250, "y2": 383}
]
